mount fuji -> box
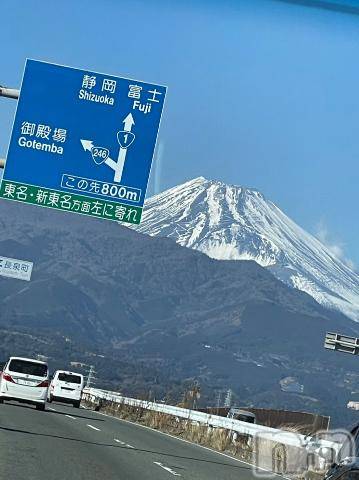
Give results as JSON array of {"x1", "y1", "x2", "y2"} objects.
[{"x1": 134, "y1": 177, "x2": 359, "y2": 322}]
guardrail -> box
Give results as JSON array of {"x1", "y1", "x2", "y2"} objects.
[{"x1": 83, "y1": 387, "x2": 339, "y2": 453}]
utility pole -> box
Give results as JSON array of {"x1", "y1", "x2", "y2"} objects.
[
  {"x1": 193, "y1": 381, "x2": 201, "y2": 410},
  {"x1": 215, "y1": 390, "x2": 222, "y2": 409},
  {"x1": 224, "y1": 388, "x2": 233, "y2": 408},
  {"x1": 85, "y1": 365, "x2": 96, "y2": 388},
  {"x1": 0, "y1": 84, "x2": 19, "y2": 169}
]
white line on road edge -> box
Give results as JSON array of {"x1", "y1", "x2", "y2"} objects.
[
  {"x1": 154, "y1": 462, "x2": 181, "y2": 477},
  {"x1": 48, "y1": 407, "x2": 57, "y2": 411},
  {"x1": 87, "y1": 424, "x2": 101, "y2": 431},
  {"x1": 65, "y1": 414, "x2": 76, "y2": 419},
  {"x1": 95, "y1": 411, "x2": 290, "y2": 480}
]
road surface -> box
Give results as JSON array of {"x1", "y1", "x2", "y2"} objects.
[{"x1": 0, "y1": 400, "x2": 279, "y2": 480}]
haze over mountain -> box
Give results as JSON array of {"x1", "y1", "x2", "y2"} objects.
[{"x1": 134, "y1": 177, "x2": 359, "y2": 322}]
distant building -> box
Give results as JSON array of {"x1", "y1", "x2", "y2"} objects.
[
  {"x1": 70, "y1": 361, "x2": 87, "y2": 368},
  {"x1": 280, "y1": 376, "x2": 304, "y2": 394},
  {"x1": 36, "y1": 354, "x2": 48, "y2": 362}
]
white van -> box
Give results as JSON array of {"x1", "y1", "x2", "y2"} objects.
[
  {"x1": 0, "y1": 356, "x2": 49, "y2": 410},
  {"x1": 48, "y1": 370, "x2": 84, "y2": 408},
  {"x1": 227, "y1": 407, "x2": 256, "y2": 423}
]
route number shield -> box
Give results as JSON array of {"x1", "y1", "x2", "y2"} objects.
[
  {"x1": 117, "y1": 131, "x2": 135, "y2": 149},
  {"x1": 91, "y1": 147, "x2": 109, "y2": 165}
]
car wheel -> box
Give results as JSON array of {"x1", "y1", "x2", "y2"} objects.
[
  {"x1": 73, "y1": 401, "x2": 80, "y2": 408},
  {"x1": 36, "y1": 404, "x2": 45, "y2": 411},
  {"x1": 0, "y1": 398, "x2": 3, "y2": 404}
]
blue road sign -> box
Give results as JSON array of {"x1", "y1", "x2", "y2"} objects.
[{"x1": 0, "y1": 59, "x2": 167, "y2": 225}]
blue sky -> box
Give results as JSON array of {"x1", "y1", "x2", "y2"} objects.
[{"x1": 0, "y1": 0, "x2": 358, "y2": 266}]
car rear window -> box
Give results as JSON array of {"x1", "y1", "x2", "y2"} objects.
[
  {"x1": 57, "y1": 373, "x2": 82, "y2": 384},
  {"x1": 8, "y1": 359, "x2": 48, "y2": 377}
]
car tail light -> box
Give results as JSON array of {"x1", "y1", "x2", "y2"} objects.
[
  {"x1": 2, "y1": 373, "x2": 15, "y2": 383},
  {"x1": 37, "y1": 380, "x2": 49, "y2": 388}
]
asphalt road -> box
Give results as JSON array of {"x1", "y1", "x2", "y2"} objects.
[{"x1": 0, "y1": 400, "x2": 279, "y2": 480}]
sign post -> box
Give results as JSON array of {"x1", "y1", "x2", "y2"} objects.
[
  {"x1": 0, "y1": 86, "x2": 19, "y2": 100},
  {"x1": 324, "y1": 332, "x2": 359, "y2": 356},
  {"x1": 0, "y1": 60, "x2": 167, "y2": 225}
]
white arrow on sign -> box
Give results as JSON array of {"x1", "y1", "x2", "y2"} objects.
[
  {"x1": 80, "y1": 113, "x2": 135, "y2": 184},
  {"x1": 80, "y1": 139, "x2": 94, "y2": 152},
  {"x1": 114, "y1": 113, "x2": 135, "y2": 182},
  {"x1": 123, "y1": 112, "x2": 135, "y2": 131}
]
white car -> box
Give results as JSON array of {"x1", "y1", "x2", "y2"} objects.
[
  {"x1": 0, "y1": 356, "x2": 49, "y2": 410},
  {"x1": 48, "y1": 370, "x2": 84, "y2": 408}
]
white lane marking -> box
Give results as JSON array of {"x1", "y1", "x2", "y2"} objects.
[
  {"x1": 114, "y1": 439, "x2": 126, "y2": 445},
  {"x1": 87, "y1": 424, "x2": 100, "y2": 431},
  {"x1": 154, "y1": 462, "x2": 181, "y2": 477},
  {"x1": 48, "y1": 407, "x2": 57, "y2": 411},
  {"x1": 95, "y1": 412, "x2": 290, "y2": 480},
  {"x1": 114, "y1": 439, "x2": 134, "y2": 448},
  {"x1": 65, "y1": 414, "x2": 76, "y2": 419}
]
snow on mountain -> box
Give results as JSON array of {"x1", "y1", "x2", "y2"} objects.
[{"x1": 133, "y1": 177, "x2": 359, "y2": 321}]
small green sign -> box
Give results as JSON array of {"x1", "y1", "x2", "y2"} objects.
[{"x1": 0, "y1": 180, "x2": 142, "y2": 224}]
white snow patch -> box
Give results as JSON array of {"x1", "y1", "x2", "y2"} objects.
[{"x1": 132, "y1": 177, "x2": 359, "y2": 322}]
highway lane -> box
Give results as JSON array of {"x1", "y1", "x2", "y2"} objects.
[{"x1": 0, "y1": 400, "x2": 281, "y2": 480}]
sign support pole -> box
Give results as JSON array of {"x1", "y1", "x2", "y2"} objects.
[
  {"x1": 0, "y1": 84, "x2": 19, "y2": 169},
  {"x1": 0, "y1": 86, "x2": 19, "y2": 100}
]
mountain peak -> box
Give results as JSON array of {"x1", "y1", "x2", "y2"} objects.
[
  {"x1": 134, "y1": 177, "x2": 359, "y2": 322},
  {"x1": 155, "y1": 176, "x2": 266, "y2": 203}
]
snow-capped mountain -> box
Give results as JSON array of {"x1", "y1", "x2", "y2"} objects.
[{"x1": 134, "y1": 177, "x2": 359, "y2": 321}]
